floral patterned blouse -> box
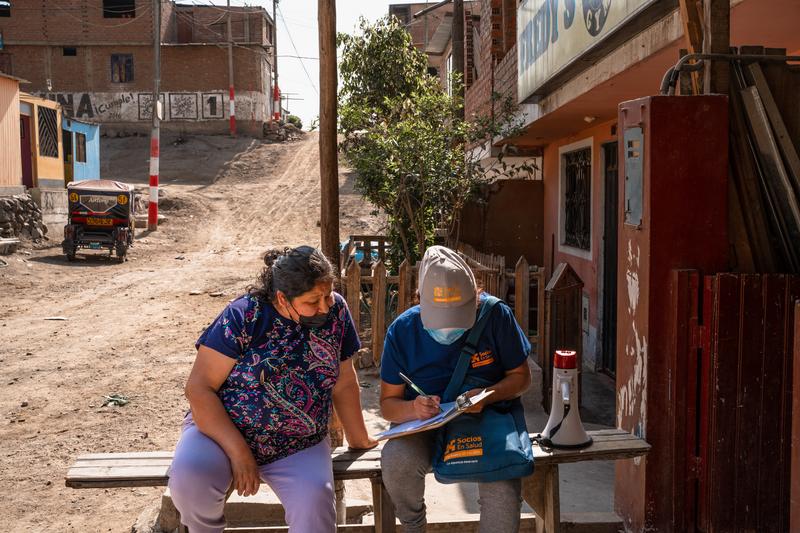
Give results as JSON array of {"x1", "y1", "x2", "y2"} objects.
[{"x1": 196, "y1": 292, "x2": 360, "y2": 465}]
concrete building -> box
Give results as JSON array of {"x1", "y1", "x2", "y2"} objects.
[
  {"x1": 388, "y1": 1, "x2": 477, "y2": 89},
  {"x1": 0, "y1": 73, "x2": 24, "y2": 195},
  {"x1": 0, "y1": 0, "x2": 275, "y2": 136}
]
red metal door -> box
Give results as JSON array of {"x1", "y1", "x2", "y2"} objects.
[
  {"x1": 20, "y1": 116, "x2": 34, "y2": 188},
  {"x1": 697, "y1": 273, "x2": 800, "y2": 532}
]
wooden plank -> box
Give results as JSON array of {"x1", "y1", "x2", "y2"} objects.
[
  {"x1": 740, "y1": 86, "x2": 800, "y2": 269},
  {"x1": 544, "y1": 464, "x2": 560, "y2": 533},
  {"x1": 791, "y1": 299, "x2": 800, "y2": 533},
  {"x1": 702, "y1": 0, "x2": 730, "y2": 94},
  {"x1": 397, "y1": 259, "x2": 412, "y2": 314},
  {"x1": 515, "y1": 256, "x2": 530, "y2": 336},
  {"x1": 734, "y1": 275, "x2": 764, "y2": 531},
  {"x1": 371, "y1": 261, "x2": 387, "y2": 366},
  {"x1": 781, "y1": 277, "x2": 800, "y2": 531},
  {"x1": 678, "y1": 0, "x2": 703, "y2": 94},
  {"x1": 66, "y1": 478, "x2": 169, "y2": 489},
  {"x1": 345, "y1": 259, "x2": 361, "y2": 334},
  {"x1": 66, "y1": 465, "x2": 171, "y2": 480},
  {"x1": 748, "y1": 62, "x2": 800, "y2": 196},
  {"x1": 521, "y1": 462, "x2": 546, "y2": 533},
  {"x1": 76, "y1": 451, "x2": 175, "y2": 460},
  {"x1": 757, "y1": 275, "x2": 789, "y2": 531},
  {"x1": 706, "y1": 274, "x2": 741, "y2": 532},
  {"x1": 535, "y1": 269, "x2": 545, "y2": 365},
  {"x1": 728, "y1": 75, "x2": 781, "y2": 272},
  {"x1": 370, "y1": 478, "x2": 396, "y2": 533}
]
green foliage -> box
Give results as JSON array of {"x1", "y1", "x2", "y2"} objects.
[
  {"x1": 286, "y1": 114, "x2": 303, "y2": 130},
  {"x1": 338, "y1": 16, "x2": 537, "y2": 269}
]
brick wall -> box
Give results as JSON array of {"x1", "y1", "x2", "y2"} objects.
[
  {"x1": 0, "y1": 1, "x2": 269, "y2": 46},
  {"x1": 173, "y1": 6, "x2": 271, "y2": 45},
  {"x1": 0, "y1": 0, "x2": 155, "y2": 45},
  {"x1": 464, "y1": 0, "x2": 517, "y2": 124}
]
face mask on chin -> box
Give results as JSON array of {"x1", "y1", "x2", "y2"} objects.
[
  {"x1": 425, "y1": 327, "x2": 467, "y2": 345},
  {"x1": 286, "y1": 299, "x2": 329, "y2": 328}
]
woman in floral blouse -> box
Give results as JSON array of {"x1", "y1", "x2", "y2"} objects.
[{"x1": 168, "y1": 246, "x2": 376, "y2": 533}]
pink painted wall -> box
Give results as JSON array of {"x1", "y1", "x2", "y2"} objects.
[{"x1": 541, "y1": 119, "x2": 617, "y2": 368}]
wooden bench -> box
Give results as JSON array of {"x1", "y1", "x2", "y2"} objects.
[{"x1": 66, "y1": 429, "x2": 649, "y2": 533}]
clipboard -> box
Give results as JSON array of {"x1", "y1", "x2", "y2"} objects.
[{"x1": 375, "y1": 389, "x2": 494, "y2": 440}]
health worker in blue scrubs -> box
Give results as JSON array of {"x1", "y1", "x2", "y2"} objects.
[{"x1": 379, "y1": 245, "x2": 532, "y2": 533}]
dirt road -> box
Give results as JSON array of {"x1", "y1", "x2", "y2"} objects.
[{"x1": 0, "y1": 132, "x2": 385, "y2": 532}]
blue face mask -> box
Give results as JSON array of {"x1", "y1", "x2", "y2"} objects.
[{"x1": 425, "y1": 327, "x2": 467, "y2": 345}]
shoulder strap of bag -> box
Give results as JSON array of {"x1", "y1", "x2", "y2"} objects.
[{"x1": 442, "y1": 295, "x2": 501, "y2": 402}]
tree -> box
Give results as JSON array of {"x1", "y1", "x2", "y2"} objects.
[
  {"x1": 286, "y1": 114, "x2": 303, "y2": 130},
  {"x1": 338, "y1": 16, "x2": 536, "y2": 268}
]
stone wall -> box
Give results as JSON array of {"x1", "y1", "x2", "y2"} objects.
[{"x1": 0, "y1": 195, "x2": 48, "y2": 241}]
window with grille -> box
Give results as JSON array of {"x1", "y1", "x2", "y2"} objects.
[
  {"x1": 103, "y1": 0, "x2": 135, "y2": 18},
  {"x1": 111, "y1": 54, "x2": 134, "y2": 83},
  {"x1": 562, "y1": 147, "x2": 591, "y2": 251},
  {"x1": 76, "y1": 133, "x2": 87, "y2": 163},
  {"x1": 38, "y1": 108, "x2": 59, "y2": 159}
]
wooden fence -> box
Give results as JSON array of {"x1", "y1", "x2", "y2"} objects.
[{"x1": 341, "y1": 243, "x2": 545, "y2": 367}]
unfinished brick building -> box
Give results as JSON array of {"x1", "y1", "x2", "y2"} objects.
[{"x1": 0, "y1": 1, "x2": 274, "y2": 136}]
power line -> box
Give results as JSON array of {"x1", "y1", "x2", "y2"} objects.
[{"x1": 277, "y1": 4, "x2": 318, "y2": 96}]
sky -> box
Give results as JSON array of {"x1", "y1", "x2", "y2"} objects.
[{"x1": 209, "y1": 0, "x2": 397, "y2": 129}]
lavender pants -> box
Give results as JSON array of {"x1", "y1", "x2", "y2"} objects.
[{"x1": 167, "y1": 419, "x2": 336, "y2": 533}]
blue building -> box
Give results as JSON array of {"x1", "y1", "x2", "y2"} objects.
[{"x1": 61, "y1": 118, "x2": 100, "y2": 183}]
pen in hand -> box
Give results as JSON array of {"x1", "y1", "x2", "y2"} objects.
[{"x1": 399, "y1": 372, "x2": 444, "y2": 414}]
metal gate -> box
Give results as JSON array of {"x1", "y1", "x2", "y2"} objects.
[{"x1": 675, "y1": 271, "x2": 799, "y2": 532}]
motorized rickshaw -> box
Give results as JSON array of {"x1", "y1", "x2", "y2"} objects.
[{"x1": 63, "y1": 180, "x2": 135, "y2": 262}]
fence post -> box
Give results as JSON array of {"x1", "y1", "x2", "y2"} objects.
[
  {"x1": 515, "y1": 256, "x2": 530, "y2": 336},
  {"x1": 372, "y1": 260, "x2": 387, "y2": 366},
  {"x1": 536, "y1": 268, "x2": 546, "y2": 366},
  {"x1": 345, "y1": 259, "x2": 361, "y2": 334},
  {"x1": 398, "y1": 259, "x2": 412, "y2": 314}
]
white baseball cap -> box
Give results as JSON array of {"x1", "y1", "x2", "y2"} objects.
[{"x1": 418, "y1": 246, "x2": 477, "y2": 330}]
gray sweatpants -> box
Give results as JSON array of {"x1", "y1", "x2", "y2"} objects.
[{"x1": 380, "y1": 431, "x2": 522, "y2": 533}]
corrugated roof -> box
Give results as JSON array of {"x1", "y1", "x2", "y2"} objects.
[{"x1": 0, "y1": 72, "x2": 30, "y2": 84}]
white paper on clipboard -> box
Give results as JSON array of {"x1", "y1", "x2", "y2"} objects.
[{"x1": 375, "y1": 389, "x2": 494, "y2": 440}]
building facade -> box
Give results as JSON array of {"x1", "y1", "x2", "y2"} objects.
[
  {"x1": 0, "y1": 0, "x2": 274, "y2": 136},
  {"x1": 508, "y1": 0, "x2": 800, "y2": 530}
]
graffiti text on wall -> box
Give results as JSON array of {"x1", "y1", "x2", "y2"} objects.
[{"x1": 42, "y1": 91, "x2": 267, "y2": 123}]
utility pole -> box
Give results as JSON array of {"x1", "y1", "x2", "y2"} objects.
[
  {"x1": 452, "y1": 0, "x2": 465, "y2": 118},
  {"x1": 319, "y1": 0, "x2": 344, "y2": 524},
  {"x1": 227, "y1": 0, "x2": 236, "y2": 135},
  {"x1": 272, "y1": 0, "x2": 281, "y2": 121},
  {"x1": 148, "y1": 0, "x2": 161, "y2": 232},
  {"x1": 319, "y1": 0, "x2": 339, "y2": 268}
]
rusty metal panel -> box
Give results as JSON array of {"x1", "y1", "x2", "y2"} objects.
[{"x1": 615, "y1": 95, "x2": 730, "y2": 533}]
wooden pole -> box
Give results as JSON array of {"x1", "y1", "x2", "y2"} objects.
[
  {"x1": 319, "y1": 0, "x2": 340, "y2": 270},
  {"x1": 702, "y1": 0, "x2": 730, "y2": 94},
  {"x1": 452, "y1": 0, "x2": 465, "y2": 119},
  {"x1": 318, "y1": 0, "x2": 344, "y2": 523}
]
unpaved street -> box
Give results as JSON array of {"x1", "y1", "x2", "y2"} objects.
[{"x1": 0, "y1": 133, "x2": 385, "y2": 532}]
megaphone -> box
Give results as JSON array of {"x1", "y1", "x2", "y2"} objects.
[{"x1": 539, "y1": 350, "x2": 592, "y2": 449}]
